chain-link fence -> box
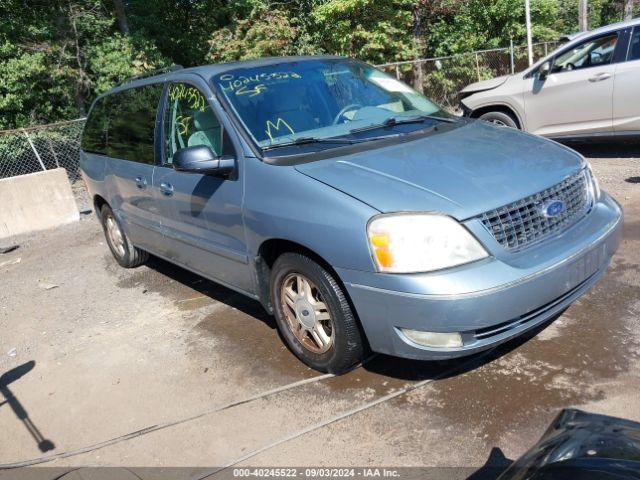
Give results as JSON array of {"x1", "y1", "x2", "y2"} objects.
[
  {"x1": 376, "y1": 41, "x2": 559, "y2": 112},
  {"x1": 0, "y1": 119, "x2": 86, "y2": 182}
]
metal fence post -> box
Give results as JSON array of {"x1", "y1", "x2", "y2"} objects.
[
  {"x1": 475, "y1": 52, "x2": 481, "y2": 81},
  {"x1": 510, "y1": 39, "x2": 515, "y2": 74},
  {"x1": 47, "y1": 138, "x2": 60, "y2": 168},
  {"x1": 21, "y1": 129, "x2": 46, "y2": 171},
  {"x1": 395, "y1": 65, "x2": 400, "y2": 80}
]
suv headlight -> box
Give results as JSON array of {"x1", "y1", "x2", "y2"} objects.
[
  {"x1": 586, "y1": 162, "x2": 600, "y2": 201},
  {"x1": 367, "y1": 213, "x2": 488, "y2": 273}
]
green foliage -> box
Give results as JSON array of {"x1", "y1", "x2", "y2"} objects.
[
  {"x1": 312, "y1": 0, "x2": 415, "y2": 62},
  {"x1": 126, "y1": 0, "x2": 234, "y2": 67},
  {"x1": 426, "y1": 0, "x2": 562, "y2": 56},
  {"x1": 0, "y1": 0, "x2": 167, "y2": 130},
  {"x1": 0, "y1": 0, "x2": 636, "y2": 129},
  {"x1": 206, "y1": 7, "x2": 308, "y2": 62}
]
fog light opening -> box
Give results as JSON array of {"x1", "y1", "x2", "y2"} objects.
[{"x1": 401, "y1": 328, "x2": 463, "y2": 348}]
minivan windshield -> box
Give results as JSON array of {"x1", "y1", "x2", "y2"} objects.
[{"x1": 212, "y1": 59, "x2": 448, "y2": 150}]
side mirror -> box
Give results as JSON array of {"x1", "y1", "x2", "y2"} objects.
[
  {"x1": 172, "y1": 145, "x2": 235, "y2": 176},
  {"x1": 538, "y1": 61, "x2": 551, "y2": 81}
]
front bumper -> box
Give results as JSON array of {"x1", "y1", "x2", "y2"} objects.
[{"x1": 338, "y1": 193, "x2": 623, "y2": 360}]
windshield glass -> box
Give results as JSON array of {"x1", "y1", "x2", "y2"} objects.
[{"x1": 211, "y1": 59, "x2": 444, "y2": 149}]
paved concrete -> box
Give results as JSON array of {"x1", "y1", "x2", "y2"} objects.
[
  {"x1": 0, "y1": 149, "x2": 638, "y2": 474},
  {"x1": 0, "y1": 168, "x2": 78, "y2": 240}
]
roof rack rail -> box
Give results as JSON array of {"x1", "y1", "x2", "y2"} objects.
[{"x1": 115, "y1": 64, "x2": 183, "y2": 87}]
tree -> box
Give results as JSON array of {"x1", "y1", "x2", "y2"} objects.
[
  {"x1": 411, "y1": 1, "x2": 460, "y2": 91},
  {"x1": 112, "y1": 0, "x2": 130, "y2": 34},
  {"x1": 0, "y1": 0, "x2": 165, "y2": 129},
  {"x1": 126, "y1": 0, "x2": 236, "y2": 67},
  {"x1": 206, "y1": 7, "x2": 306, "y2": 62},
  {"x1": 311, "y1": 0, "x2": 415, "y2": 63}
]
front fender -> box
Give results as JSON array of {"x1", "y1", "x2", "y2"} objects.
[{"x1": 243, "y1": 157, "x2": 379, "y2": 272}]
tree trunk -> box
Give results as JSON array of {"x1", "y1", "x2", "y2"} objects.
[
  {"x1": 113, "y1": 0, "x2": 130, "y2": 35},
  {"x1": 624, "y1": 0, "x2": 634, "y2": 21},
  {"x1": 411, "y1": 8, "x2": 425, "y2": 93},
  {"x1": 578, "y1": 0, "x2": 588, "y2": 31}
]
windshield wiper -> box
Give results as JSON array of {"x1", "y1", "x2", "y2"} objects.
[
  {"x1": 350, "y1": 114, "x2": 457, "y2": 134},
  {"x1": 262, "y1": 136, "x2": 362, "y2": 151}
]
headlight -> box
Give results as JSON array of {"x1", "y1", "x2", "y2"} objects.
[
  {"x1": 586, "y1": 163, "x2": 600, "y2": 200},
  {"x1": 367, "y1": 213, "x2": 488, "y2": 273}
]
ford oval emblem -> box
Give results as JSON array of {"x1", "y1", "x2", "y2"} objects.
[{"x1": 541, "y1": 200, "x2": 565, "y2": 218}]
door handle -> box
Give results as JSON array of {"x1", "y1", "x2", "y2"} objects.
[
  {"x1": 588, "y1": 72, "x2": 611, "y2": 82},
  {"x1": 135, "y1": 176, "x2": 147, "y2": 189},
  {"x1": 160, "y1": 182, "x2": 174, "y2": 196}
]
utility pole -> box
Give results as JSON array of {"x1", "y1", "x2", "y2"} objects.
[
  {"x1": 525, "y1": 0, "x2": 533, "y2": 66},
  {"x1": 579, "y1": 0, "x2": 589, "y2": 31},
  {"x1": 624, "y1": 0, "x2": 634, "y2": 21}
]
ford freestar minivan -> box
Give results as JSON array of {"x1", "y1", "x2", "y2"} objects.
[{"x1": 80, "y1": 56, "x2": 622, "y2": 373}]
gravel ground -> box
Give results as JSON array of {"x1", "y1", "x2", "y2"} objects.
[{"x1": 0, "y1": 143, "x2": 638, "y2": 477}]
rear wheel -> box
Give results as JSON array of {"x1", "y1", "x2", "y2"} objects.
[
  {"x1": 100, "y1": 204, "x2": 148, "y2": 268},
  {"x1": 270, "y1": 253, "x2": 364, "y2": 373},
  {"x1": 478, "y1": 110, "x2": 519, "y2": 129}
]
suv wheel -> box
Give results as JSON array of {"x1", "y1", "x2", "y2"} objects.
[
  {"x1": 478, "y1": 111, "x2": 519, "y2": 129},
  {"x1": 270, "y1": 253, "x2": 364, "y2": 373},
  {"x1": 100, "y1": 204, "x2": 148, "y2": 268}
]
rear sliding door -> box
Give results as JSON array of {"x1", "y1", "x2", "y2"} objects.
[{"x1": 104, "y1": 84, "x2": 165, "y2": 252}]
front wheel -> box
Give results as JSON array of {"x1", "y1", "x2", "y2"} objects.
[
  {"x1": 270, "y1": 253, "x2": 364, "y2": 373},
  {"x1": 478, "y1": 111, "x2": 519, "y2": 129}
]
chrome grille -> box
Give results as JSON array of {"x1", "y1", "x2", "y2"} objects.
[{"x1": 480, "y1": 170, "x2": 591, "y2": 251}]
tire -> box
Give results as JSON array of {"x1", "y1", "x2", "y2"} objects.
[
  {"x1": 100, "y1": 204, "x2": 148, "y2": 268},
  {"x1": 478, "y1": 110, "x2": 519, "y2": 129},
  {"x1": 270, "y1": 253, "x2": 364, "y2": 373}
]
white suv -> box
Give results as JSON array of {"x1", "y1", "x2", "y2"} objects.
[{"x1": 460, "y1": 18, "x2": 640, "y2": 139}]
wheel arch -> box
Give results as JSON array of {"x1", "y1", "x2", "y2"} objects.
[
  {"x1": 93, "y1": 194, "x2": 109, "y2": 220},
  {"x1": 254, "y1": 238, "x2": 355, "y2": 319},
  {"x1": 470, "y1": 103, "x2": 523, "y2": 129}
]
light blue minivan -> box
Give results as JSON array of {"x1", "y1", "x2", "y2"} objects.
[{"x1": 80, "y1": 56, "x2": 622, "y2": 373}]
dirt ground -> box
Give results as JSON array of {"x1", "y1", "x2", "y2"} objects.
[{"x1": 1, "y1": 142, "x2": 639, "y2": 477}]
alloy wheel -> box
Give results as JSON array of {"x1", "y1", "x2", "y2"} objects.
[
  {"x1": 105, "y1": 214, "x2": 126, "y2": 258},
  {"x1": 280, "y1": 273, "x2": 334, "y2": 354}
]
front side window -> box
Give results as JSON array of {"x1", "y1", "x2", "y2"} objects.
[
  {"x1": 163, "y1": 83, "x2": 223, "y2": 164},
  {"x1": 552, "y1": 33, "x2": 618, "y2": 73},
  {"x1": 628, "y1": 28, "x2": 640, "y2": 61},
  {"x1": 106, "y1": 84, "x2": 163, "y2": 164},
  {"x1": 212, "y1": 59, "x2": 444, "y2": 149}
]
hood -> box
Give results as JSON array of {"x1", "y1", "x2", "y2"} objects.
[
  {"x1": 460, "y1": 74, "x2": 511, "y2": 94},
  {"x1": 295, "y1": 121, "x2": 584, "y2": 220},
  {"x1": 498, "y1": 409, "x2": 640, "y2": 479}
]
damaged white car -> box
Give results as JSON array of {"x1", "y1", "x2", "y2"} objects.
[{"x1": 460, "y1": 18, "x2": 640, "y2": 140}]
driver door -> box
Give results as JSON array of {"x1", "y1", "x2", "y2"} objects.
[
  {"x1": 152, "y1": 80, "x2": 251, "y2": 292},
  {"x1": 523, "y1": 31, "x2": 619, "y2": 138}
]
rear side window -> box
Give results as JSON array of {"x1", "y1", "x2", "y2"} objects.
[
  {"x1": 81, "y1": 96, "x2": 110, "y2": 155},
  {"x1": 106, "y1": 84, "x2": 164, "y2": 164},
  {"x1": 628, "y1": 28, "x2": 640, "y2": 61}
]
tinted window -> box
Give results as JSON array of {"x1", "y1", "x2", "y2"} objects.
[
  {"x1": 552, "y1": 33, "x2": 618, "y2": 72},
  {"x1": 106, "y1": 84, "x2": 163, "y2": 164},
  {"x1": 81, "y1": 96, "x2": 109, "y2": 155},
  {"x1": 163, "y1": 83, "x2": 224, "y2": 163},
  {"x1": 629, "y1": 28, "x2": 640, "y2": 61}
]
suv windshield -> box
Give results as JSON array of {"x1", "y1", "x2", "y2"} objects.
[{"x1": 212, "y1": 58, "x2": 447, "y2": 150}]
